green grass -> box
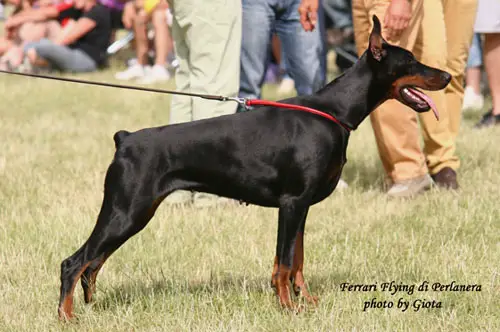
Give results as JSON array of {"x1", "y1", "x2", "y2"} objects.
[{"x1": 0, "y1": 59, "x2": 499, "y2": 331}]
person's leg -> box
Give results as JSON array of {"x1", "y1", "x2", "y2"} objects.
[
  {"x1": 441, "y1": 0, "x2": 478, "y2": 140},
  {"x1": 25, "y1": 39, "x2": 97, "y2": 72},
  {"x1": 168, "y1": 0, "x2": 242, "y2": 206},
  {"x1": 277, "y1": 43, "x2": 296, "y2": 96},
  {"x1": 317, "y1": 0, "x2": 327, "y2": 86},
  {"x1": 168, "y1": 10, "x2": 192, "y2": 124},
  {"x1": 0, "y1": 36, "x2": 18, "y2": 69},
  {"x1": 474, "y1": 32, "x2": 500, "y2": 127},
  {"x1": 324, "y1": 0, "x2": 352, "y2": 29},
  {"x1": 238, "y1": 0, "x2": 275, "y2": 102},
  {"x1": 45, "y1": 20, "x2": 62, "y2": 41},
  {"x1": 162, "y1": 3, "x2": 193, "y2": 205},
  {"x1": 17, "y1": 22, "x2": 48, "y2": 44},
  {"x1": 276, "y1": 0, "x2": 323, "y2": 97},
  {"x1": 352, "y1": 0, "x2": 430, "y2": 193},
  {"x1": 484, "y1": 34, "x2": 500, "y2": 116},
  {"x1": 133, "y1": 9, "x2": 149, "y2": 65},
  {"x1": 115, "y1": 5, "x2": 149, "y2": 80},
  {"x1": 137, "y1": 5, "x2": 171, "y2": 84},
  {"x1": 466, "y1": 67, "x2": 483, "y2": 97},
  {"x1": 472, "y1": 0, "x2": 500, "y2": 127},
  {"x1": 414, "y1": 0, "x2": 458, "y2": 188},
  {"x1": 170, "y1": 0, "x2": 242, "y2": 120},
  {"x1": 4, "y1": 21, "x2": 58, "y2": 67},
  {"x1": 466, "y1": 34, "x2": 484, "y2": 94},
  {"x1": 463, "y1": 33, "x2": 484, "y2": 110},
  {"x1": 188, "y1": 0, "x2": 242, "y2": 120},
  {"x1": 0, "y1": 37, "x2": 13, "y2": 56},
  {"x1": 152, "y1": 6, "x2": 168, "y2": 66}
]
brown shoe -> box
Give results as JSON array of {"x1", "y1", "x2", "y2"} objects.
[{"x1": 431, "y1": 167, "x2": 459, "y2": 189}]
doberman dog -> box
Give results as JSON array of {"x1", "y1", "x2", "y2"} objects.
[{"x1": 57, "y1": 15, "x2": 451, "y2": 319}]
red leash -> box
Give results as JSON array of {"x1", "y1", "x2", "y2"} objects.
[
  {"x1": 245, "y1": 99, "x2": 352, "y2": 132},
  {"x1": 0, "y1": 69, "x2": 351, "y2": 132}
]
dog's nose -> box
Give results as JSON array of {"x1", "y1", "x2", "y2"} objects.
[{"x1": 441, "y1": 72, "x2": 452, "y2": 83}]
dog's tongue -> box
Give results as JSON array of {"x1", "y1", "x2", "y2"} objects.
[{"x1": 408, "y1": 88, "x2": 439, "y2": 120}]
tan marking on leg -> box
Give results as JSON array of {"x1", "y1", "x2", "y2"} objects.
[
  {"x1": 276, "y1": 264, "x2": 293, "y2": 308},
  {"x1": 271, "y1": 256, "x2": 279, "y2": 289},
  {"x1": 58, "y1": 262, "x2": 91, "y2": 321},
  {"x1": 290, "y1": 232, "x2": 318, "y2": 305}
]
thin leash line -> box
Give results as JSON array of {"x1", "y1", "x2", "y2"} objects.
[
  {"x1": 0, "y1": 69, "x2": 352, "y2": 131},
  {"x1": 0, "y1": 69, "x2": 231, "y2": 101}
]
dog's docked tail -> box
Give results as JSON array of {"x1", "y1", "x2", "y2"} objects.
[{"x1": 113, "y1": 130, "x2": 131, "y2": 149}]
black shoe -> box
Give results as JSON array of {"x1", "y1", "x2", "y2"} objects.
[
  {"x1": 474, "y1": 110, "x2": 500, "y2": 129},
  {"x1": 431, "y1": 167, "x2": 459, "y2": 190}
]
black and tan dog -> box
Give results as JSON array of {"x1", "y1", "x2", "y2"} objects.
[{"x1": 57, "y1": 15, "x2": 451, "y2": 319}]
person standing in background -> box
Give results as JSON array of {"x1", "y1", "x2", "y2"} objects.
[
  {"x1": 352, "y1": 0, "x2": 477, "y2": 197},
  {"x1": 162, "y1": 0, "x2": 242, "y2": 207},
  {"x1": 473, "y1": 0, "x2": 500, "y2": 128}
]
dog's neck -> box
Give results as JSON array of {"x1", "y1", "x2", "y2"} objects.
[{"x1": 307, "y1": 53, "x2": 389, "y2": 131}]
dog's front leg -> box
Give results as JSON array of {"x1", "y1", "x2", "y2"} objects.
[
  {"x1": 274, "y1": 201, "x2": 309, "y2": 311},
  {"x1": 290, "y1": 228, "x2": 318, "y2": 305}
]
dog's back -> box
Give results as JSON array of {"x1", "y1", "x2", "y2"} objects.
[{"x1": 111, "y1": 105, "x2": 348, "y2": 207}]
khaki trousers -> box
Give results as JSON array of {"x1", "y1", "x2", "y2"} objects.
[
  {"x1": 352, "y1": 0, "x2": 477, "y2": 182},
  {"x1": 442, "y1": 0, "x2": 478, "y2": 140},
  {"x1": 167, "y1": 0, "x2": 242, "y2": 124}
]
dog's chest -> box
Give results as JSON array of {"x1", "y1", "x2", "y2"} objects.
[{"x1": 311, "y1": 156, "x2": 346, "y2": 204}]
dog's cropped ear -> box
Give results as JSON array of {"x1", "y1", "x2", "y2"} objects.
[{"x1": 369, "y1": 15, "x2": 387, "y2": 62}]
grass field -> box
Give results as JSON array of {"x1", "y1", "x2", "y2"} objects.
[{"x1": 1, "y1": 52, "x2": 500, "y2": 331}]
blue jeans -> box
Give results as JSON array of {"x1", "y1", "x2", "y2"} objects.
[
  {"x1": 467, "y1": 33, "x2": 483, "y2": 68},
  {"x1": 280, "y1": 1, "x2": 327, "y2": 83},
  {"x1": 239, "y1": 0, "x2": 323, "y2": 101},
  {"x1": 323, "y1": 0, "x2": 352, "y2": 30},
  {"x1": 280, "y1": 47, "x2": 291, "y2": 80},
  {"x1": 24, "y1": 39, "x2": 97, "y2": 72}
]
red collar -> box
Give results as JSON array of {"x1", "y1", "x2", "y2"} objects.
[{"x1": 245, "y1": 99, "x2": 352, "y2": 132}]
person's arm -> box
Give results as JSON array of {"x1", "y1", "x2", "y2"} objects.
[
  {"x1": 53, "y1": 18, "x2": 76, "y2": 43},
  {"x1": 121, "y1": 1, "x2": 136, "y2": 29},
  {"x1": 54, "y1": 16, "x2": 96, "y2": 45},
  {"x1": 4, "y1": 5, "x2": 59, "y2": 28},
  {"x1": 384, "y1": 0, "x2": 412, "y2": 41}
]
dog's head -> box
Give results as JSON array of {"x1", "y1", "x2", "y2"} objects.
[{"x1": 367, "y1": 15, "x2": 451, "y2": 120}]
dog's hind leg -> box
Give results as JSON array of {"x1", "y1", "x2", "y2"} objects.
[
  {"x1": 274, "y1": 200, "x2": 310, "y2": 310},
  {"x1": 79, "y1": 194, "x2": 166, "y2": 305},
  {"x1": 80, "y1": 253, "x2": 110, "y2": 304},
  {"x1": 58, "y1": 161, "x2": 166, "y2": 320}
]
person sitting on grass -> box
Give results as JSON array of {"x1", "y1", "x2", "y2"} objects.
[
  {"x1": 8, "y1": 0, "x2": 111, "y2": 73},
  {"x1": 0, "y1": 0, "x2": 65, "y2": 70},
  {"x1": 114, "y1": 0, "x2": 173, "y2": 84}
]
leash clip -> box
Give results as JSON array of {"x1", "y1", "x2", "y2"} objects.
[{"x1": 227, "y1": 97, "x2": 250, "y2": 110}]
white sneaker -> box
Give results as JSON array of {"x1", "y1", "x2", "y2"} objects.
[
  {"x1": 462, "y1": 86, "x2": 484, "y2": 111},
  {"x1": 137, "y1": 64, "x2": 171, "y2": 84},
  {"x1": 115, "y1": 63, "x2": 146, "y2": 81},
  {"x1": 277, "y1": 77, "x2": 295, "y2": 96},
  {"x1": 387, "y1": 174, "x2": 433, "y2": 198}
]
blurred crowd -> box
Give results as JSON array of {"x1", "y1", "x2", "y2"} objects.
[{"x1": 0, "y1": 0, "x2": 497, "y2": 206}]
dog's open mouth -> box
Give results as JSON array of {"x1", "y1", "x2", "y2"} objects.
[{"x1": 400, "y1": 87, "x2": 439, "y2": 120}]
